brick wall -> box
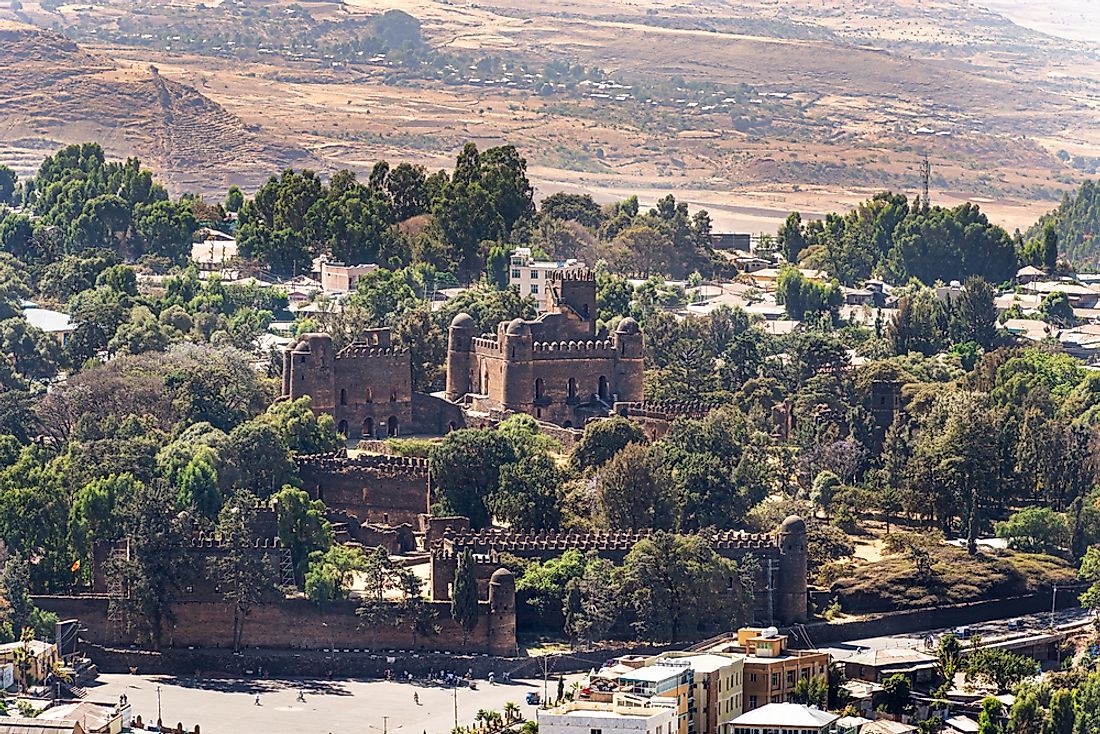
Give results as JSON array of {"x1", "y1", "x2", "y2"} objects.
[
  {"x1": 34, "y1": 596, "x2": 515, "y2": 656},
  {"x1": 297, "y1": 454, "x2": 429, "y2": 525}
]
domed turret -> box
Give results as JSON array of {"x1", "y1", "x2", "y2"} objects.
[
  {"x1": 505, "y1": 318, "x2": 530, "y2": 337},
  {"x1": 777, "y1": 514, "x2": 808, "y2": 624},
  {"x1": 616, "y1": 317, "x2": 640, "y2": 334},
  {"x1": 450, "y1": 312, "x2": 476, "y2": 331},
  {"x1": 488, "y1": 567, "x2": 515, "y2": 613},
  {"x1": 779, "y1": 515, "x2": 807, "y2": 535}
]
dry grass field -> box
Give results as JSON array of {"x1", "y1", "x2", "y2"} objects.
[{"x1": 2, "y1": 0, "x2": 1099, "y2": 232}]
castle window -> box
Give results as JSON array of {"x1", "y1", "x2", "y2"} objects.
[
  {"x1": 338, "y1": 420, "x2": 348, "y2": 436},
  {"x1": 598, "y1": 375, "x2": 608, "y2": 401},
  {"x1": 365, "y1": 387, "x2": 373, "y2": 403},
  {"x1": 567, "y1": 377, "x2": 577, "y2": 399},
  {"x1": 535, "y1": 378, "x2": 544, "y2": 400},
  {"x1": 390, "y1": 389, "x2": 397, "y2": 402},
  {"x1": 340, "y1": 388, "x2": 347, "y2": 406}
]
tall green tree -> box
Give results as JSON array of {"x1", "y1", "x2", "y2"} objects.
[
  {"x1": 451, "y1": 548, "x2": 480, "y2": 647},
  {"x1": 213, "y1": 490, "x2": 272, "y2": 651}
]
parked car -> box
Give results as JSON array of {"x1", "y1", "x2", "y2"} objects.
[{"x1": 526, "y1": 692, "x2": 541, "y2": 705}]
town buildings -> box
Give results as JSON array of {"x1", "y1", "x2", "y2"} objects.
[
  {"x1": 713, "y1": 628, "x2": 830, "y2": 712},
  {"x1": 189, "y1": 228, "x2": 237, "y2": 272},
  {"x1": 539, "y1": 699, "x2": 677, "y2": 734},
  {"x1": 729, "y1": 703, "x2": 838, "y2": 734},
  {"x1": 647, "y1": 652, "x2": 745, "y2": 734},
  {"x1": 508, "y1": 247, "x2": 586, "y2": 307},
  {"x1": 0, "y1": 638, "x2": 59, "y2": 687},
  {"x1": 317, "y1": 259, "x2": 378, "y2": 294}
]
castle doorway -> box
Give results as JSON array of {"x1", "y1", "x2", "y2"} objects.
[
  {"x1": 387, "y1": 416, "x2": 399, "y2": 437},
  {"x1": 363, "y1": 417, "x2": 374, "y2": 438},
  {"x1": 338, "y1": 420, "x2": 348, "y2": 436},
  {"x1": 598, "y1": 375, "x2": 608, "y2": 401}
]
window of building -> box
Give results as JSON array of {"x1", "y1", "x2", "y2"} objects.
[
  {"x1": 800, "y1": 667, "x2": 810, "y2": 680},
  {"x1": 747, "y1": 695, "x2": 757, "y2": 709},
  {"x1": 567, "y1": 377, "x2": 577, "y2": 399},
  {"x1": 770, "y1": 672, "x2": 779, "y2": 688},
  {"x1": 531, "y1": 284, "x2": 539, "y2": 294},
  {"x1": 340, "y1": 388, "x2": 347, "y2": 406},
  {"x1": 786, "y1": 670, "x2": 794, "y2": 685},
  {"x1": 512, "y1": 269, "x2": 520, "y2": 278},
  {"x1": 531, "y1": 270, "x2": 540, "y2": 278},
  {"x1": 749, "y1": 673, "x2": 757, "y2": 683},
  {"x1": 590, "y1": 729, "x2": 601, "y2": 734},
  {"x1": 535, "y1": 378, "x2": 544, "y2": 400}
]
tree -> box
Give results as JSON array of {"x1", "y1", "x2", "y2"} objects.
[
  {"x1": 0, "y1": 165, "x2": 16, "y2": 206},
  {"x1": 570, "y1": 417, "x2": 646, "y2": 472},
  {"x1": 213, "y1": 490, "x2": 272, "y2": 651},
  {"x1": 1046, "y1": 687, "x2": 1075, "y2": 734},
  {"x1": 70, "y1": 473, "x2": 139, "y2": 560},
  {"x1": 1038, "y1": 291, "x2": 1076, "y2": 328},
  {"x1": 451, "y1": 548, "x2": 480, "y2": 647},
  {"x1": 430, "y1": 428, "x2": 516, "y2": 528},
  {"x1": 392, "y1": 305, "x2": 446, "y2": 392},
  {"x1": 951, "y1": 277, "x2": 999, "y2": 350},
  {"x1": 778, "y1": 212, "x2": 806, "y2": 263},
  {"x1": 273, "y1": 486, "x2": 333, "y2": 586},
  {"x1": 791, "y1": 675, "x2": 827, "y2": 708},
  {"x1": 617, "y1": 532, "x2": 752, "y2": 642},
  {"x1": 995, "y1": 507, "x2": 1069, "y2": 554},
  {"x1": 880, "y1": 674, "x2": 911, "y2": 715},
  {"x1": 225, "y1": 186, "x2": 244, "y2": 213},
  {"x1": 595, "y1": 443, "x2": 673, "y2": 531},
  {"x1": 564, "y1": 554, "x2": 618, "y2": 645},
  {"x1": 1006, "y1": 687, "x2": 1043, "y2": 734},
  {"x1": 176, "y1": 449, "x2": 221, "y2": 520},
  {"x1": 965, "y1": 649, "x2": 1036, "y2": 692},
  {"x1": 111, "y1": 480, "x2": 193, "y2": 649},
  {"x1": 255, "y1": 396, "x2": 342, "y2": 455},
  {"x1": 306, "y1": 545, "x2": 369, "y2": 610},
  {"x1": 978, "y1": 696, "x2": 1004, "y2": 734},
  {"x1": 492, "y1": 454, "x2": 564, "y2": 530}
]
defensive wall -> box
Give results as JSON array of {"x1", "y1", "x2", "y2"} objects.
[{"x1": 296, "y1": 451, "x2": 430, "y2": 526}]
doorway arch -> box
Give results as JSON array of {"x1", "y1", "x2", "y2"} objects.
[
  {"x1": 338, "y1": 420, "x2": 348, "y2": 436},
  {"x1": 387, "y1": 416, "x2": 399, "y2": 437},
  {"x1": 363, "y1": 417, "x2": 374, "y2": 438}
]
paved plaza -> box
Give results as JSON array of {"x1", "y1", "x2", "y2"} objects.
[{"x1": 88, "y1": 673, "x2": 564, "y2": 734}]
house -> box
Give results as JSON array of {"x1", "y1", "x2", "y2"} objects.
[
  {"x1": 943, "y1": 715, "x2": 980, "y2": 733},
  {"x1": 0, "y1": 661, "x2": 12, "y2": 689},
  {"x1": 835, "y1": 715, "x2": 873, "y2": 734},
  {"x1": 843, "y1": 647, "x2": 938, "y2": 685},
  {"x1": 509, "y1": 248, "x2": 587, "y2": 309},
  {"x1": 538, "y1": 699, "x2": 677, "y2": 734},
  {"x1": 1021, "y1": 281, "x2": 1100, "y2": 308},
  {"x1": 1016, "y1": 265, "x2": 1046, "y2": 285},
  {"x1": 189, "y1": 228, "x2": 237, "y2": 271},
  {"x1": 861, "y1": 721, "x2": 919, "y2": 734},
  {"x1": 1002, "y1": 318, "x2": 1052, "y2": 343},
  {"x1": 747, "y1": 268, "x2": 827, "y2": 291},
  {"x1": 647, "y1": 652, "x2": 746, "y2": 734},
  {"x1": 710, "y1": 233, "x2": 752, "y2": 251},
  {"x1": 993, "y1": 292, "x2": 1042, "y2": 314},
  {"x1": 0, "y1": 719, "x2": 85, "y2": 734},
  {"x1": 22, "y1": 303, "x2": 75, "y2": 347},
  {"x1": 730, "y1": 702, "x2": 838, "y2": 733},
  {"x1": 37, "y1": 699, "x2": 130, "y2": 734},
  {"x1": 0, "y1": 639, "x2": 59, "y2": 687},
  {"x1": 319, "y1": 260, "x2": 378, "y2": 294}
]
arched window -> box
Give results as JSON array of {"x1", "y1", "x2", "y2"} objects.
[
  {"x1": 387, "y1": 416, "x2": 399, "y2": 437},
  {"x1": 598, "y1": 375, "x2": 608, "y2": 400},
  {"x1": 363, "y1": 417, "x2": 374, "y2": 438},
  {"x1": 338, "y1": 420, "x2": 348, "y2": 436},
  {"x1": 535, "y1": 378, "x2": 544, "y2": 400},
  {"x1": 567, "y1": 377, "x2": 577, "y2": 399},
  {"x1": 390, "y1": 389, "x2": 398, "y2": 402},
  {"x1": 340, "y1": 388, "x2": 347, "y2": 406},
  {"x1": 365, "y1": 387, "x2": 374, "y2": 403}
]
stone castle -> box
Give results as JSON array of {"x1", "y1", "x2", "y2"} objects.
[
  {"x1": 446, "y1": 269, "x2": 644, "y2": 427},
  {"x1": 281, "y1": 268, "x2": 644, "y2": 432}
]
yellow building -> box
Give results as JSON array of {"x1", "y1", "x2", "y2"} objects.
[
  {"x1": 647, "y1": 652, "x2": 746, "y2": 734},
  {"x1": 0, "y1": 639, "x2": 59, "y2": 687},
  {"x1": 618, "y1": 665, "x2": 695, "y2": 734}
]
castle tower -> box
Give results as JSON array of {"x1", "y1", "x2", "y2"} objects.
[
  {"x1": 445, "y1": 313, "x2": 477, "y2": 401},
  {"x1": 285, "y1": 334, "x2": 336, "y2": 411},
  {"x1": 776, "y1": 515, "x2": 808, "y2": 624},
  {"x1": 501, "y1": 319, "x2": 533, "y2": 409},
  {"x1": 487, "y1": 567, "x2": 517, "y2": 656},
  {"x1": 614, "y1": 317, "x2": 645, "y2": 403},
  {"x1": 547, "y1": 270, "x2": 596, "y2": 336}
]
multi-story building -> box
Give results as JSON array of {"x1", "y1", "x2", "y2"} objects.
[
  {"x1": 319, "y1": 260, "x2": 378, "y2": 294},
  {"x1": 539, "y1": 699, "x2": 677, "y2": 734},
  {"x1": 647, "y1": 653, "x2": 745, "y2": 734},
  {"x1": 509, "y1": 247, "x2": 586, "y2": 308},
  {"x1": 617, "y1": 665, "x2": 695, "y2": 734},
  {"x1": 733, "y1": 628, "x2": 830, "y2": 712}
]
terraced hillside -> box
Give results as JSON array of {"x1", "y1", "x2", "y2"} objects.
[{"x1": 0, "y1": 21, "x2": 312, "y2": 194}]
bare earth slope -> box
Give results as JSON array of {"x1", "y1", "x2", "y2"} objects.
[{"x1": 0, "y1": 21, "x2": 311, "y2": 193}]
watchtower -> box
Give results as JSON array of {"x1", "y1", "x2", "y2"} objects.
[{"x1": 777, "y1": 515, "x2": 809, "y2": 624}]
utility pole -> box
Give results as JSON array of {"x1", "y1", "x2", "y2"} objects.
[
  {"x1": 157, "y1": 685, "x2": 162, "y2": 726},
  {"x1": 1051, "y1": 586, "x2": 1059, "y2": 629},
  {"x1": 453, "y1": 683, "x2": 458, "y2": 732},
  {"x1": 383, "y1": 715, "x2": 389, "y2": 734}
]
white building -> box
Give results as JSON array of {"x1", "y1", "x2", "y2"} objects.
[
  {"x1": 730, "y1": 703, "x2": 838, "y2": 734},
  {"x1": 539, "y1": 699, "x2": 677, "y2": 734},
  {"x1": 22, "y1": 302, "x2": 75, "y2": 347},
  {"x1": 509, "y1": 247, "x2": 586, "y2": 308},
  {"x1": 190, "y1": 228, "x2": 238, "y2": 271},
  {"x1": 0, "y1": 661, "x2": 12, "y2": 690}
]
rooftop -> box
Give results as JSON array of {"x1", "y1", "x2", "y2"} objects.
[
  {"x1": 38, "y1": 702, "x2": 119, "y2": 731},
  {"x1": 731, "y1": 702, "x2": 839, "y2": 727},
  {"x1": 845, "y1": 647, "x2": 936, "y2": 668},
  {"x1": 0, "y1": 640, "x2": 54, "y2": 656},
  {"x1": 0, "y1": 719, "x2": 83, "y2": 734},
  {"x1": 654, "y1": 653, "x2": 741, "y2": 674},
  {"x1": 22, "y1": 306, "x2": 74, "y2": 334},
  {"x1": 619, "y1": 665, "x2": 685, "y2": 684}
]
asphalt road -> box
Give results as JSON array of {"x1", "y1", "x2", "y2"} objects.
[
  {"x1": 86, "y1": 673, "x2": 569, "y2": 734},
  {"x1": 801, "y1": 607, "x2": 1094, "y2": 662}
]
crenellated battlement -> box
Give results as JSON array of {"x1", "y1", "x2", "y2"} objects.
[
  {"x1": 472, "y1": 336, "x2": 501, "y2": 352},
  {"x1": 335, "y1": 345, "x2": 409, "y2": 358},
  {"x1": 616, "y1": 400, "x2": 720, "y2": 421},
  {"x1": 531, "y1": 339, "x2": 615, "y2": 357},
  {"x1": 297, "y1": 451, "x2": 430, "y2": 476},
  {"x1": 435, "y1": 528, "x2": 777, "y2": 555},
  {"x1": 547, "y1": 269, "x2": 595, "y2": 283},
  {"x1": 191, "y1": 533, "x2": 283, "y2": 549}
]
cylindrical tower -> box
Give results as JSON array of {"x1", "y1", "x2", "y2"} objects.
[
  {"x1": 501, "y1": 319, "x2": 532, "y2": 411},
  {"x1": 446, "y1": 313, "x2": 476, "y2": 401},
  {"x1": 487, "y1": 567, "x2": 517, "y2": 656},
  {"x1": 776, "y1": 515, "x2": 808, "y2": 624},
  {"x1": 614, "y1": 317, "x2": 645, "y2": 403}
]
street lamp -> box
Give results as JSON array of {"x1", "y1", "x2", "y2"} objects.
[{"x1": 157, "y1": 685, "x2": 162, "y2": 729}]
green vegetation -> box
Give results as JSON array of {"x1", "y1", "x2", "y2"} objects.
[{"x1": 1029, "y1": 179, "x2": 1100, "y2": 267}]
